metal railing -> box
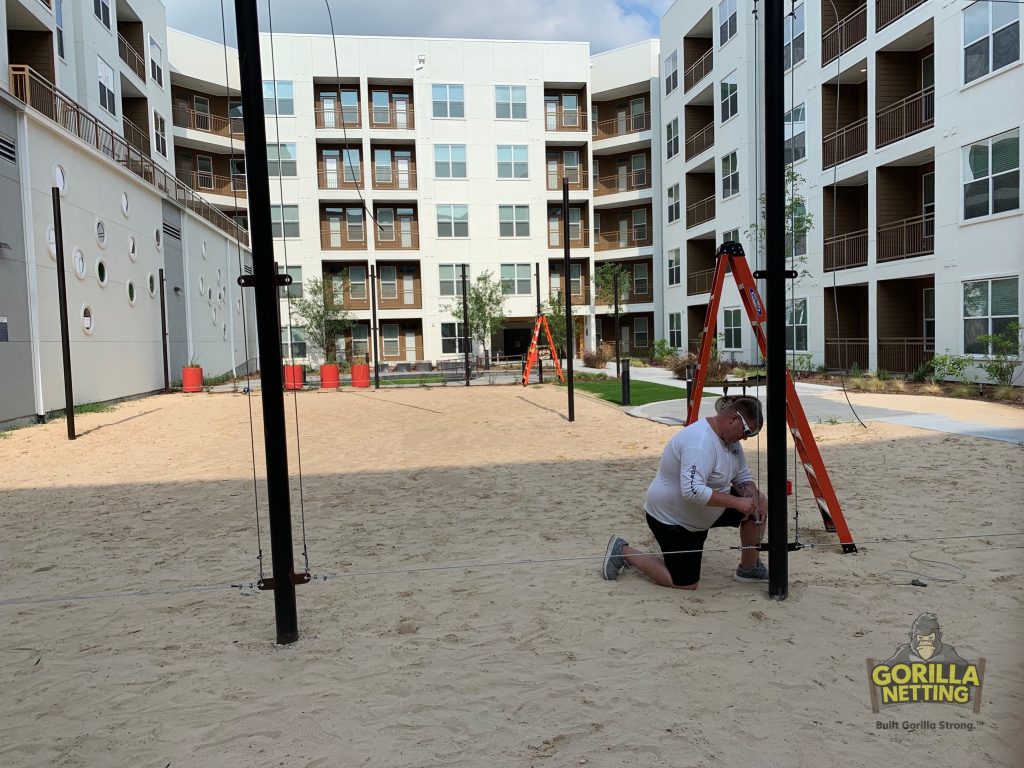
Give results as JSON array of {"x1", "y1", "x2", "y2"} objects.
[
  {"x1": 368, "y1": 105, "x2": 415, "y2": 130},
  {"x1": 172, "y1": 104, "x2": 239, "y2": 136},
  {"x1": 685, "y1": 122, "x2": 715, "y2": 161},
  {"x1": 877, "y1": 214, "x2": 934, "y2": 262},
  {"x1": 593, "y1": 170, "x2": 650, "y2": 196},
  {"x1": 9, "y1": 66, "x2": 248, "y2": 246},
  {"x1": 371, "y1": 169, "x2": 418, "y2": 190},
  {"x1": 876, "y1": 0, "x2": 928, "y2": 31},
  {"x1": 824, "y1": 228, "x2": 869, "y2": 271},
  {"x1": 683, "y1": 48, "x2": 713, "y2": 93},
  {"x1": 545, "y1": 108, "x2": 588, "y2": 132},
  {"x1": 686, "y1": 194, "x2": 716, "y2": 228},
  {"x1": 825, "y1": 338, "x2": 869, "y2": 371},
  {"x1": 594, "y1": 225, "x2": 652, "y2": 251},
  {"x1": 122, "y1": 116, "x2": 150, "y2": 155},
  {"x1": 549, "y1": 284, "x2": 590, "y2": 305},
  {"x1": 595, "y1": 285, "x2": 653, "y2": 304},
  {"x1": 374, "y1": 223, "x2": 420, "y2": 250},
  {"x1": 547, "y1": 230, "x2": 590, "y2": 248},
  {"x1": 546, "y1": 171, "x2": 589, "y2": 191},
  {"x1": 592, "y1": 111, "x2": 650, "y2": 140},
  {"x1": 376, "y1": 285, "x2": 423, "y2": 309},
  {"x1": 876, "y1": 87, "x2": 934, "y2": 147},
  {"x1": 317, "y1": 168, "x2": 363, "y2": 190},
  {"x1": 176, "y1": 170, "x2": 247, "y2": 197},
  {"x1": 314, "y1": 106, "x2": 361, "y2": 129},
  {"x1": 822, "y1": 4, "x2": 868, "y2": 65},
  {"x1": 823, "y1": 116, "x2": 868, "y2": 168},
  {"x1": 687, "y1": 267, "x2": 716, "y2": 295},
  {"x1": 320, "y1": 223, "x2": 368, "y2": 250},
  {"x1": 877, "y1": 337, "x2": 934, "y2": 374},
  {"x1": 118, "y1": 34, "x2": 147, "y2": 82}
]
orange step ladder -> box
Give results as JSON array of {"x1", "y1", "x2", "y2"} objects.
[
  {"x1": 686, "y1": 243, "x2": 857, "y2": 553},
  {"x1": 521, "y1": 315, "x2": 565, "y2": 386}
]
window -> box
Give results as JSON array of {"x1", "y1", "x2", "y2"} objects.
[
  {"x1": 371, "y1": 91, "x2": 390, "y2": 125},
  {"x1": 667, "y1": 184, "x2": 680, "y2": 223},
  {"x1": 153, "y1": 112, "x2": 167, "y2": 157},
  {"x1": 268, "y1": 143, "x2": 298, "y2": 176},
  {"x1": 784, "y1": 103, "x2": 806, "y2": 164},
  {"x1": 230, "y1": 157, "x2": 246, "y2": 189},
  {"x1": 723, "y1": 307, "x2": 742, "y2": 350},
  {"x1": 664, "y1": 50, "x2": 679, "y2": 94},
  {"x1": 785, "y1": 298, "x2": 808, "y2": 351},
  {"x1": 784, "y1": 3, "x2": 806, "y2": 70},
  {"x1": 722, "y1": 228, "x2": 740, "y2": 245},
  {"x1": 432, "y1": 84, "x2": 465, "y2": 118},
  {"x1": 97, "y1": 57, "x2": 116, "y2": 115},
  {"x1": 439, "y1": 264, "x2": 468, "y2": 296},
  {"x1": 345, "y1": 209, "x2": 364, "y2": 242},
  {"x1": 666, "y1": 118, "x2": 679, "y2": 159},
  {"x1": 964, "y1": 1, "x2": 1019, "y2": 84},
  {"x1": 923, "y1": 288, "x2": 936, "y2": 351},
  {"x1": 347, "y1": 266, "x2": 367, "y2": 299},
  {"x1": 963, "y1": 129, "x2": 1020, "y2": 219},
  {"x1": 435, "y1": 144, "x2": 467, "y2": 178},
  {"x1": 271, "y1": 204, "x2": 300, "y2": 238},
  {"x1": 963, "y1": 277, "x2": 1019, "y2": 355},
  {"x1": 722, "y1": 151, "x2": 739, "y2": 198},
  {"x1": 720, "y1": 73, "x2": 738, "y2": 122},
  {"x1": 379, "y1": 266, "x2": 398, "y2": 300},
  {"x1": 786, "y1": 204, "x2": 807, "y2": 257},
  {"x1": 278, "y1": 265, "x2": 303, "y2": 299},
  {"x1": 634, "y1": 263, "x2": 649, "y2": 295},
  {"x1": 281, "y1": 327, "x2": 306, "y2": 359},
  {"x1": 501, "y1": 264, "x2": 532, "y2": 295},
  {"x1": 441, "y1": 322, "x2": 469, "y2": 354},
  {"x1": 495, "y1": 85, "x2": 527, "y2": 119},
  {"x1": 497, "y1": 145, "x2": 528, "y2": 178},
  {"x1": 635, "y1": 317, "x2": 650, "y2": 348},
  {"x1": 150, "y1": 38, "x2": 163, "y2": 87},
  {"x1": 376, "y1": 209, "x2": 396, "y2": 241},
  {"x1": 669, "y1": 312, "x2": 683, "y2": 348},
  {"x1": 93, "y1": 0, "x2": 110, "y2": 29},
  {"x1": 262, "y1": 81, "x2": 294, "y2": 116},
  {"x1": 719, "y1": 0, "x2": 738, "y2": 46},
  {"x1": 382, "y1": 324, "x2": 400, "y2": 357},
  {"x1": 437, "y1": 204, "x2": 469, "y2": 237},
  {"x1": 351, "y1": 324, "x2": 369, "y2": 357},
  {"x1": 667, "y1": 248, "x2": 681, "y2": 285},
  {"x1": 56, "y1": 0, "x2": 65, "y2": 59},
  {"x1": 499, "y1": 205, "x2": 530, "y2": 237},
  {"x1": 343, "y1": 148, "x2": 361, "y2": 183}
]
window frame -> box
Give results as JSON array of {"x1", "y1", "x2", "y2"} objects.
[
  {"x1": 722, "y1": 151, "x2": 740, "y2": 199},
  {"x1": 784, "y1": 3, "x2": 806, "y2": 71},
  {"x1": 784, "y1": 103, "x2": 807, "y2": 165},
  {"x1": 97, "y1": 56, "x2": 116, "y2": 116},
  {"x1": 262, "y1": 80, "x2": 295, "y2": 116},
  {"x1": 498, "y1": 204, "x2": 530, "y2": 238},
  {"x1": 149, "y1": 37, "x2": 164, "y2": 88},
  {"x1": 439, "y1": 264, "x2": 468, "y2": 297},
  {"x1": 667, "y1": 184, "x2": 681, "y2": 223},
  {"x1": 667, "y1": 248, "x2": 681, "y2": 285},
  {"x1": 634, "y1": 317, "x2": 650, "y2": 348},
  {"x1": 441, "y1": 322, "x2": 469, "y2": 354},
  {"x1": 668, "y1": 312, "x2": 683, "y2": 348},
  {"x1": 962, "y1": 276, "x2": 1020, "y2": 356},
  {"x1": 270, "y1": 203, "x2": 300, "y2": 239},
  {"x1": 437, "y1": 204, "x2": 470, "y2": 238},
  {"x1": 267, "y1": 142, "x2": 298, "y2": 177},
  {"x1": 435, "y1": 144, "x2": 467, "y2": 178},
  {"x1": 497, "y1": 144, "x2": 529, "y2": 179},
  {"x1": 664, "y1": 50, "x2": 679, "y2": 94},
  {"x1": 720, "y1": 72, "x2": 739, "y2": 123},
  {"x1": 56, "y1": 0, "x2": 65, "y2": 59},
  {"x1": 963, "y1": 1, "x2": 1020, "y2": 84},
  {"x1": 500, "y1": 263, "x2": 533, "y2": 295},
  {"x1": 719, "y1": 0, "x2": 738, "y2": 46},
  {"x1": 723, "y1": 307, "x2": 742, "y2": 350},
  {"x1": 666, "y1": 117, "x2": 679, "y2": 159},
  {"x1": 153, "y1": 111, "x2": 167, "y2": 157},
  {"x1": 495, "y1": 85, "x2": 527, "y2": 119},
  {"x1": 962, "y1": 128, "x2": 1020, "y2": 220},
  {"x1": 93, "y1": 0, "x2": 111, "y2": 29},
  {"x1": 432, "y1": 83, "x2": 465, "y2": 119},
  {"x1": 785, "y1": 297, "x2": 808, "y2": 352},
  {"x1": 278, "y1": 265, "x2": 303, "y2": 299}
]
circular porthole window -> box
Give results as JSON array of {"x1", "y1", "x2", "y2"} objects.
[
  {"x1": 128, "y1": 235, "x2": 137, "y2": 261},
  {"x1": 121, "y1": 191, "x2": 130, "y2": 217},
  {"x1": 95, "y1": 220, "x2": 107, "y2": 248},
  {"x1": 148, "y1": 273, "x2": 157, "y2": 297},
  {"x1": 127, "y1": 281, "x2": 136, "y2": 305},
  {"x1": 54, "y1": 164, "x2": 67, "y2": 194},
  {"x1": 81, "y1": 305, "x2": 94, "y2": 334},
  {"x1": 72, "y1": 248, "x2": 87, "y2": 279},
  {"x1": 155, "y1": 227, "x2": 162, "y2": 250},
  {"x1": 46, "y1": 226, "x2": 57, "y2": 259},
  {"x1": 96, "y1": 258, "x2": 108, "y2": 287}
]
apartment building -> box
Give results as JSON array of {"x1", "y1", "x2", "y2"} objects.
[
  {"x1": 660, "y1": 0, "x2": 1023, "y2": 377},
  {"x1": 0, "y1": 0, "x2": 254, "y2": 426}
]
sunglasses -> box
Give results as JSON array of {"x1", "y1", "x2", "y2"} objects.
[{"x1": 737, "y1": 412, "x2": 756, "y2": 437}]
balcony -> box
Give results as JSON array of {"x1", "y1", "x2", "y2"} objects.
[
  {"x1": 318, "y1": 168, "x2": 363, "y2": 191},
  {"x1": 172, "y1": 105, "x2": 240, "y2": 137},
  {"x1": 545, "y1": 107, "x2": 588, "y2": 132},
  {"x1": 683, "y1": 48, "x2": 713, "y2": 93},
  {"x1": 822, "y1": 3, "x2": 867, "y2": 66},
  {"x1": 593, "y1": 169, "x2": 649, "y2": 196},
  {"x1": 373, "y1": 221, "x2": 420, "y2": 251},
  {"x1": 823, "y1": 117, "x2": 867, "y2": 168},
  {"x1": 876, "y1": 88, "x2": 933, "y2": 148},
  {"x1": 686, "y1": 238, "x2": 717, "y2": 295},
  {"x1": 8, "y1": 65, "x2": 247, "y2": 245},
  {"x1": 824, "y1": 229, "x2": 869, "y2": 271},
  {"x1": 876, "y1": 0, "x2": 928, "y2": 32},
  {"x1": 315, "y1": 106, "x2": 361, "y2": 129},
  {"x1": 687, "y1": 267, "x2": 716, "y2": 295},
  {"x1": 320, "y1": 221, "x2": 368, "y2": 251},
  {"x1": 686, "y1": 194, "x2": 715, "y2": 229},
  {"x1": 685, "y1": 122, "x2": 715, "y2": 161},
  {"x1": 592, "y1": 111, "x2": 650, "y2": 140},
  {"x1": 877, "y1": 214, "x2": 934, "y2": 262},
  {"x1": 371, "y1": 169, "x2": 417, "y2": 191},
  {"x1": 117, "y1": 34, "x2": 146, "y2": 82},
  {"x1": 326, "y1": 265, "x2": 371, "y2": 311},
  {"x1": 547, "y1": 230, "x2": 590, "y2": 249},
  {"x1": 825, "y1": 338, "x2": 869, "y2": 370},
  {"x1": 548, "y1": 279, "x2": 591, "y2": 306},
  {"x1": 546, "y1": 169, "x2": 589, "y2": 191},
  {"x1": 177, "y1": 171, "x2": 247, "y2": 199},
  {"x1": 368, "y1": 105, "x2": 415, "y2": 130},
  {"x1": 877, "y1": 276, "x2": 934, "y2": 372},
  {"x1": 122, "y1": 115, "x2": 150, "y2": 155},
  {"x1": 371, "y1": 145, "x2": 418, "y2": 190},
  {"x1": 376, "y1": 266, "x2": 423, "y2": 310},
  {"x1": 594, "y1": 225, "x2": 652, "y2": 251}
]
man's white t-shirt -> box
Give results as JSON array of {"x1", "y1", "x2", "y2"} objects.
[{"x1": 644, "y1": 419, "x2": 753, "y2": 531}]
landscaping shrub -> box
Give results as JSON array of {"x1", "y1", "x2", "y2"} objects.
[
  {"x1": 911, "y1": 360, "x2": 934, "y2": 383},
  {"x1": 667, "y1": 352, "x2": 698, "y2": 380},
  {"x1": 582, "y1": 348, "x2": 609, "y2": 368},
  {"x1": 648, "y1": 339, "x2": 676, "y2": 364}
]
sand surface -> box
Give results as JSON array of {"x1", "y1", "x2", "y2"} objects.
[{"x1": 1, "y1": 384, "x2": 1023, "y2": 767}]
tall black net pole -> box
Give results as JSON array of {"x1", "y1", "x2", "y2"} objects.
[
  {"x1": 461, "y1": 264, "x2": 471, "y2": 386},
  {"x1": 562, "y1": 178, "x2": 574, "y2": 421},
  {"x1": 51, "y1": 187, "x2": 75, "y2": 440},
  {"x1": 535, "y1": 262, "x2": 543, "y2": 383},
  {"x1": 370, "y1": 265, "x2": 380, "y2": 389}
]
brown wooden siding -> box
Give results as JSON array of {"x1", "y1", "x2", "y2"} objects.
[
  {"x1": 172, "y1": 85, "x2": 231, "y2": 121},
  {"x1": 875, "y1": 45, "x2": 933, "y2": 110},
  {"x1": 876, "y1": 162, "x2": 934, "y2": 224},
  {"x1": 122, "y1": 97, "x2": 149, "y2": 134},
  {"x1": 877, "y1": 277, "x2": 933, "y2": 337},
  {"x1": 685, "y1": 173, "x2": 715, "y2": 206},
  {"x1": 824, "y1": 285, "x2": 869, "y2": 338},
  {"x1": 593, "y1": 94, "x2": 650, "y2": 126},
  {"x1": 687, "y1": 305, "x2": 708, "y2": 352},
  {"x1": 823, "y1": 185, "x2": 869, "y2": 238},
  {"x1": 377, "y1": 321, "x2": 424, "y2": 362},
  {"x1": 8, "y1": 31, "x2": 55, "y2": 82},
  {"x1": 822, "y1": 82, "x2": 867, "y2": 135}
]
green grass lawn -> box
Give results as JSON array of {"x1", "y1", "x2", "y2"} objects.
[
  {"x1": 379, "y1": 375, "x2": 448, "y2": 386},
  {"x1": 557, "y1": 378, "x2": 686, "y2": 406}
]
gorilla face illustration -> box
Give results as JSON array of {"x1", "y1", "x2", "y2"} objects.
[
  {"x1": 913, "y1": 631, "x2": 938, "y2": 660},
  {"x1": 909, "y1": 613, "x2": 943, "y2": 660}
]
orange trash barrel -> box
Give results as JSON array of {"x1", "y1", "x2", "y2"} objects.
[
  {"x1": 182, "y1": 366, "x2": 203, "y2": 393},
  {"x1": 320, "y1": 364, "x2": 340, "y2": 389},
  {"x1": 351, "y1": 363, "x2": 370, "y2": 388},
  {"x1": 283, "y1": 364, "x2": 305, "y2": 390}
]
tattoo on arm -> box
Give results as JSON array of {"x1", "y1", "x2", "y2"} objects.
[{"x1": 735, "y1": 481, "x2": 757, "y2": 499}]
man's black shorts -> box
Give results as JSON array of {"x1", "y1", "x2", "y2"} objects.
[{"x1": 645, "y1": 508, "x2": 745, "y2": 587}]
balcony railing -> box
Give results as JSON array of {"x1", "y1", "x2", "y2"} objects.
[
  {"x1": 374, "y1": 223, "x2": 420, "y2": 250},
  {"x1": 685, "y1": 122, "x2": 715, "y2": 161},
  {"x1": 315, "y1": 106, "x2": 361, "y2": 129},
  {"x1": 825, "y1": 338, "x2": 869, "y2": 371},
  {"x1": 176, "y1": 171, "x2": 247, "y2": 198},
  {"x1": 686, "y1": 194, "x2": 716, "y2": 228},
  {"x1": 824, "y1": 228, "x2": 869, "y2": 271},
  {"x1": 547, "y1": 230, "x2": 590, "y2": 248},
  {"x1": 321, "y1": 223, "x2": 368, "y2": 250},
  {"x1": 545, "y1": 109, "x2": 588, "y2": 132},
  {"x1": 595, "y1": 285, "x2": 653, "y2": 304},
  {"x1": 550, "y1": 284, "x2": 591, "y2": 305},
  {"x1": 546, "y1": 170, "x2": 589, "y2": 191},
  {"x1": 172, "y1": 105, "x2": 240, "y2": 137},
  {"x1": 593, "y1": 170, "x2": 650, "y2": 196},
  {"x1": 368, "y1": 105, "x2": 415, "y2": 130},
  {"x1": 9, "y1": 65, "x2": 247, "y2": 246},
  {"x1": 687, "y1": 267, "x2": 716, "y2": 295},
  {"x1": 376, "y1": 283, "x2": 423, "y2": 309},
  {"x1": 877, "y1": 337, "x2": 934, "y2": 374},
  {"x1": 876, "y1": 0, "x2": 928, "y2": 31},
  {"x1": 594, "y1": 225, "x2": 652, "y2": 251},
  {"x1": 592, "y1": 111, "x2": 650, "y2": 140},
  {"x1": 684, "y1": 48, "x2": 714, "y2": 93},
  {"x1": 317, "y1": 168, "x2": 363, "y2": 190},
  {"x1": 822, "y1": 4, "x2": 868, "y2": 66},
  {"x1": 876, "y1": 88, "x2": 934, "y2": 148},
  {"x1": 877, "y1": 214, "x2": 934, "y2": 262},
  {"x1": 371, "y1": 169, "x2": 418, "y2": 190},
  {"x1": 122, "y1": 116, "x2": 150, "y2": 155},
  {"x1": 118, "y1": 34, "x2": 146, "y2": 82},
  {"x1": 823, "y1": 116, "x2": 868, "y2": 168}
]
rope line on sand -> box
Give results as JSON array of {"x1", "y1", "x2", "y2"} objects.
[{"x1": 1, "y1": 531, "x2": 1021, "y2": 607}]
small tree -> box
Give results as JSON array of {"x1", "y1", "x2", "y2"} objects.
[
  {"x1": 977, "y1": 322, "x2": 1022, "y2": 387},
  {"x1": 442, "y1": 269, "x2": 506, "y2": 358},
  {"x1": 744, "y1": 166, "x2": 814, "y2": 282},
  {"x1": 289, "y1": 276, "x2": 352, "y2": 364},
  {"x1": 594, "y1": 262, "x2": 632, "y2": 309},
  {"x1": 543, "y1": 289, "x2": 578, "y2": 357}
]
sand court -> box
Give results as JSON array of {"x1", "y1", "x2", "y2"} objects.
[{"x1": 1, "y1": 385, "x2": 1023, "y2": 767}]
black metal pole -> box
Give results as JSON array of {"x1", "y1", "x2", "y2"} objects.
[
  {"x1": 535, "y1": 262, "x2": 543, "y2": 383},
  {"x1": 158, "y1": 268, "x2": 170, "y2": 393},
  {"x1": 621, "y1": 358, "x2": 631, "y2": 406},
  {"x1": 234, "y1": 0, "x2": 298, "y2": 643},
  {"x1": 562, "y1": 177, "x2": 574, "y2": 422},
  {"x1": 765, "y1": 0, "x2": 788, "y2": 600},
  {"x1": 461, "y1": 263, "x2": 470, "y2": 386},
  {"x1": 52, "y1": 187, "x2": 75, "y2": 440},
  {"x1": 370, "y1": 265, "x2": 380, "y2": 388},
  {"x1": 614, "y1": 280, "x2": 621, "y2": 378}
]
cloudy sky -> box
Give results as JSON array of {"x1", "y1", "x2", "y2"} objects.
[{"x1": 167, "y1": 0, "x2": 673, "y2": 53}]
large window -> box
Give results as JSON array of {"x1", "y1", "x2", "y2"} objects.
[
  {"x1": 150, "y1": 38, "x2": 163, "y2": 87},
  {"x1": 669, "y1": 312, "x2": 683, "y2": 348},
  {"x1": 963, "y1": 1, "x2": 1019, "y2": 84},
  {"x1": 351, "y1": 324, "x2": 369, "y2": 357},
  {"x1": 963, "y1": 129, "x2": 1020, "y2": 219},
  {"x1": 495, "y1": 85, "x2": 527, "y2": 119},
  {"x1": 499, "y1": 205, "x2": 530, "y2": 237},
  {"x1": 270, "y1": 204, "x2": 300, "y2": 238},
  {"x1": 784, "y1": 103, "x2": 807, "y2": 164},
  {"x1": 497, "y1": 145, "x2": 528, "y2": 178},
  {"x1": 963, "y1": 277, "x2": 1019, "y2": 355},
  {"x1": 722, "y1": 228, "x2": 740, "y2": 245},
  {"x1": 667, "y1": 248, "x2": 681, "y2": 285},
  {"x1": 94, "y1": 0, "x2": 110, "y2": 29},
  {"x1": 56, "y1": 0, "x2": 65, "y2": 59},
  {"x1": 439, "y1": 264, "x2": 467, "y2": 296},
  {"x1": 278, "y1": 265, "x2": 303, "y2": 299},
  {"x1": 153, "y1": 112, "x2": 167, "y2": 157},
  {"x1": 441, "y1": 322, "x2": 469, "y2": 354},
  {"x1": 268, "y1": 143, "x2": 298, "y2": 176},
  {"x1": 281, "y1": 326, "x2": 306, "y2": 359},
  {"x1": 262, "y1": 81, "x2": 294, "y2": 116},
  {"x1": 719, "y1": 0, "x2": 738, "y2": 46},
  {"x1": 435, "y1": 144, "x2": 467, "y2": 178},
  {"x1": 432, "y1": 84, "x2": 465, "y2": 118},
  {"x1": 437, "y1": 204, "x2": 469, "y2": 237},
  {"x1": 635, "y1": 317, "x2": 650, "y2": 348},
  {"x1": 501, "y1": 263, "x2": 532, "y2": 295},
  {"x1": 382, "y1": 324, "x2": 400, "y2": 357},
  {"x1": 723, "y1": 307, "x2": 742, "y2": 350},
  {"x1": 97, "y1": 57, "x2": 116, "y2": 115},
  {"x1": 784, "y1": 3, "x2": 806, "y2": 70},
  {"x1": 664, "y1": 50, "x2": 679, "y2": 94},
  {"x1": 720, "y1": 73, "x2": 738, "y2": 122},
  {"x1": 347, "y1": 266, "x2": 367, "y2": 299},
  {"x1": 785, "y1": 298, "x2": 808, "y2": 351},
  {"x1": 667, "y1": 184, "x2": 680, "y2": 223},
  {"x1": 666, "y1": 118, "x2": 679, "y2": 159},
  {"x1": 634, "y1": 263, "x2": 649, "y2": 295},
  {"x1": 786, "y1": 203, "x2": 807, "y2": 256},
  {"x1": 722, "y1": 151, "x2": 739, "y2": 198}
]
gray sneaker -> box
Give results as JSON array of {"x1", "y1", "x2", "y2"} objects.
[
  {"x1": 735, "y1": 559, "x2": 768, "y2": 582},
  {"x1": 602, "y1": 535, "x2": 628, "y2": 580}
]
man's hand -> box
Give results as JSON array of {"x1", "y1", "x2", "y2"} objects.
[{"x1": 731, "y1": 495, "x2": 757, "y2": 517}]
